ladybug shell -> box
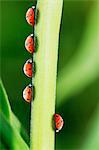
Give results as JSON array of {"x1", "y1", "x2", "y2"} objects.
[
  {"x1": 54, "y1": 114, "x2": 64, "y2": 132},
  {"x1": 23, "y1": 84, "x2": 32, "y2": 102},
  {"x1": 26, "y1": 7, "x2": 35, "y2": 26},
  {"x1": 23, "y1": 59, "x2": 32, "y2": 78},
  {"x1": 25, "y1": 34, "x2": 34, "y2": 54}
]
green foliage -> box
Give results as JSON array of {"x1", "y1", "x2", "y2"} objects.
[
  {"x1": 0, "y1": 79, "x2": 11, "y2": 119},
  {"x1": 57, "y1": 0, "x2": 99, "y2": 106},
  {"x1": 81, "y1": 104, "x2": 99, "y2": 150},
  {"x1": 1, "y1": 0, "x2": 99, "y2": 150},
  {"x1": 0, "y1": 79, "x2": 29, "y2": 149},
  {"x1": 0, "y1": 112, "x2": 29, "y2": 150}
]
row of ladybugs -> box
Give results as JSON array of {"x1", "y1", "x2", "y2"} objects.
[
  {"x1": 22, "y1": 6, "x2": 64, "y2": 133},
  {"x1": 23, "y1": 7, "x2": 35, "y2": 104}
]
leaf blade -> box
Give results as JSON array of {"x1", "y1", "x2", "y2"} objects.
[{"x1": 0, "y1": 112, "x2": 29, "y2": 150}]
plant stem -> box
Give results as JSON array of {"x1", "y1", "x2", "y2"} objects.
[{"x1": 30, "y1": 0, "x2": 63, "y2": 150}]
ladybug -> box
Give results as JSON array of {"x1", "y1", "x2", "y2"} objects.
[
  {"x1": 26, "y1": 6, "x2": 35, "y2": 26},
  {"x1": 23, "y1": 58, "x2": 32, "y2": 78},
  {"x1": 54, "y1": 114, "x2": 64, "y2": 132},
  {"x1": 25, "y1": 34, "x2": 34, "y2": 54},
  {"x1": 23, "y1": 84, "x2": 32, "y2": 103}
]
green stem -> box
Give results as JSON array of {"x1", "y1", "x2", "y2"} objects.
[{"x1": 30, "y1": 0, "x2": 63, "y2": 150}]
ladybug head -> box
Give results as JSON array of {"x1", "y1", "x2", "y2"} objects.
[
  {"x1": 32, "y1": 6, "x2": 35, "y2": 9},
  {"x1": 28, "y1": 84, "x2": 32, "y2": 88},
  {"x1": 27, "y1": 58, "x2": 32, "y2": 64},
  {"x1": 30, "y1": 34, "x2": 34, "y2": 37}
]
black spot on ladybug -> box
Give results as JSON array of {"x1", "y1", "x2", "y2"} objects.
[
  {"x1": 28, "y1": 46, "x2": 31, "y2": 49},
  {"x1": 28, "y1": 91, "x2": 31, "y2": 94},
  {"x1": 55, "y1": 114, "x2": 59, "y2": 118},
  {"x1": 29, "y1": 68, "x2": 31, "y2": 70},
  {"x1": 57, "y1": 122, "x2": 60, "y2": 125},
  {"x1": 27, "y1": 99, "x2": 30, "y2": 101},
  {"x1": 56, "y1": 116, "x2": 58, "y2": 118}
]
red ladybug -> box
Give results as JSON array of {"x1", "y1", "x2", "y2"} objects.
[
  {"x1": 23, "y1": 58, "x2": 32, "y2": 78},
  {"x1": 23, "y1": 84, "x2": 32, "y2": 103},
  {"x1": 26, "y1": 7, "x2": 35, "y2": 26},
  {"x1": 25, "y1": 34, "x2": 34, "y2": 54},
  {"x1": 54, "y1": 114, "x2": 64, "y2": 132}
]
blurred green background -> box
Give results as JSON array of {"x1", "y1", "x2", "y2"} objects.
[{"x1": 1, "y1": 0, "x2": 99, "y2": 149}]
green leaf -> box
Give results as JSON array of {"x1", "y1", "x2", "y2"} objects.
[
  {"x1": 0, "y1": 79, "x2": 11, "y2": 119},
  {"x1": 11, "y1": 113, "x2": 29, "y2": 146},
  {"x1": 0, "y1": 79, "x2": 29, "y2": 145},
  {"x1": 0, "y1": 112, "x2": 29, "y2": 150}
]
